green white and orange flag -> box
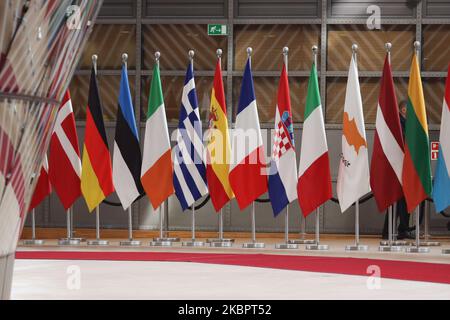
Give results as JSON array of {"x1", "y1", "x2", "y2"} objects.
[
  {"x1": 402, "y1": 53, "x2": 432, "y2": 213},
  {"x1": 206, "y1": 57, "x2": 234, "y2": 212},
  {"x1": 141, "y1": 61, "x2": 174, "y2": 210}
]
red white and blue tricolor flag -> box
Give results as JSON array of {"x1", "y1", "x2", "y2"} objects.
[
  {"x1": 229, "y1": 58, "x2": 268, "y2": 210},
  {"x1": 268, "y1": 64, "x2": 297, "y2": 216},
  {"x1": 173, "y1": 61, "x2": 208, "y2": 211},
  {"x1": 432, "y1": 64, "x2": 450, "y2": 212}
]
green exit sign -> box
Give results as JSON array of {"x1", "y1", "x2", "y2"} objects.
[{"x1": 208, "y1": 24, "x2": 227, "y2": 36}]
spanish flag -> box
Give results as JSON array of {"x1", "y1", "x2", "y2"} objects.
[
  {"x1": 81, "y1": 67, "x2": 114, "y2": 212},
  {"x1": 206, "y1": 57, "x2": 234, "y2": 212},
  {"x1": 402, "y1": 52, "x2": 432, "y2": 213}
]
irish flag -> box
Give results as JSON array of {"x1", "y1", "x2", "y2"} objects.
[
  {"x1": 297, "y1": 62, "x2": 332, "y2": 216},
  {"x1": 402, "y1": 52, "x2": 432, "y2": 213},
  {"x1": 141, "y1": 61, "x2": 174, "y2": 210},
  {"x1": 206, "y1": 57, "x2": 234, "y2": 212}
]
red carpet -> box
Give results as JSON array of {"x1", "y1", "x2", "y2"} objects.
[{"x1": 15, "y1": 251, "x2": 450, "y2": 284}]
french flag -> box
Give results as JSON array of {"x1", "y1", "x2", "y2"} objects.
[
  {"x1": 229, "y1": 57, "x2": 268, "y2": 210},
  {"x1": 268, "y1": 64, "x2": 298, "y2": 216}
]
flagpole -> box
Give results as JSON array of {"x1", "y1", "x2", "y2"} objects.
[
  {"x1": 87, "y1": 206, "x2": 109, "y2": 246},
  {"x1": 289, "y1": 214, "x2": 315, "y2": 245},
  {"x1": 243, "y1": 201, "x2": 265, "y2": 248},
  {"x1": 182, "y1": 201, "x2": 205, "y2": 247},
  {"x1": 405, "y1": 41, "x2": 430, "y2": 253},
  {"x1": 58, "y1": 207, "x2": 80, "y2": 245},
  {"x1": 421, "y1": 199, "x2": 440, "y2": 246},
  {"x1": 23, "y1": 209, "x2": 45, "y2": 245},
  {"x1": 275, "y1": 46, "x2": 297, "y2": 250},
  {"x1": 345, "y1": 199, "x2": 368, "y2": 251},
  {"x1": 207, "y1": 48, "x2": 234, "y2": 248}
]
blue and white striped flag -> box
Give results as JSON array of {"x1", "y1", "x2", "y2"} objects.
[{"x1": 173, "y1": 62, "x2": 208, "y2": 211}]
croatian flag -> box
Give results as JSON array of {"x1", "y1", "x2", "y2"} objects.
[
  {"x1": 229, "y1": 58, "x2": 268, "y2": 210},
  {"x1": 432, "y1": 64, "x2": 450, "y2": 212},
  {"x1": 173, "y1": 61, "x2": 208, "y2": 211},
  {"x1": 268, "y1": 64, "x2": 297, "y2": 216}
]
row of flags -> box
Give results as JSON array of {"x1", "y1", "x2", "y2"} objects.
[{"x1": 29, "y1": 50, "x2": 450, "y2": 219}]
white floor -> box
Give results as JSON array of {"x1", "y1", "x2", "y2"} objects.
[{"x1": 11, "y1": 259, "x2": 450, "y2": 300}]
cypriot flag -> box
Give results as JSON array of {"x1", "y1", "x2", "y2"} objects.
[{"x1": 336, "y1": 53, "x2": 371, "y2": 213}]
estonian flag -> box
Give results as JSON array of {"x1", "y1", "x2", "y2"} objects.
[{"x1": 113, "y1": 63, "x2": 144, "y2": 210}]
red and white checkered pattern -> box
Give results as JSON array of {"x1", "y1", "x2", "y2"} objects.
[{"x1": 272, "y1": 121, "x2": 292, "y2": 160}]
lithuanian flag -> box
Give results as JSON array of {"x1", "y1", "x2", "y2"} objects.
[
  {"x1": 81, "y1": 67, "x2": 114, "y2": 212},
  {"x1": 402, "y1": 53, "x2": 432, "y2": 213},
  {"x1": 206, "y1": 57, "x2": 234, "y2": 212}
]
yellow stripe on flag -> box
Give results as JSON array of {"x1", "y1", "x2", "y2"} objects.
[
  {"x1": 81, "y1": 146, "x2": 106, "y2": 212},
  {"x1": 408, "y1": 54, "x2": 429, "y2": 134}
]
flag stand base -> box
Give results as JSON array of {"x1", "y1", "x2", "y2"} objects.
[
  {"x1": 306, "y1": 244, "x2": 329, "y2": 251},
  {"x1": 182, "y1": 240, "x2": 205, "y2": 247},
  {"x1": 275, "y1": 243, "x2": 298, "y2": 249},
  {"x1": 58, "y1": 238, "x2": 81, "y2": 245},
  {"x1": 120, "y1": 240, "x2": 141, "y2": 246},
  {"x1": 345, "y1": 244, "x2": 368, "y2": 251},
  {"x1": 442, "y1": 249, "x2": 450, "y2": 254},
  {"x1": 149, "y1": 240, "x2": 172, "y2": 247},
  {"x1": 23, "y1": 239, "x2": 45, "y2": 246},
  {"x1": 242, "y1": 242, "x2": 265, "y2": 249},
  {"x1": 288, "y1": 239, "x2": 315, "y2": 245},
  {"x1": 405, "y1": 246, "x2": 430, "y2": 253},
  {"x1": 207, "y1": 238, "x2": 234, "y2": 243},
  {"x1": 209, "y1": 241, "x2": 233, "y2": 248},
  {"x1": 87, "y1": 239, "x2": 109, "y2": 246},
  {"x1": 153, "y1": 237, "x2": 180, "y2": 242},
  {"x1": 380, "y1": 240, "x2": 409, "y2": 246},
  {"x1": 379, "y1": 245, "x2": 403, "y2": 252},
  {"x1": 420, "y1": 241, "x2": 441, "y2": 247}
]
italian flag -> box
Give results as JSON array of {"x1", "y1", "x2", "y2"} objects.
[
  {"x1": 402, "y1": 53, "x2": 432, "y2": 213},
  {"x1": 297, "y1": 63, "x2": 332, "y2": 216},
  {"x1": 141, "y1": 62, "x2": 174, "y2": 209}
]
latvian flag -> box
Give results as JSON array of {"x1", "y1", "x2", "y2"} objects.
[
  {"x1": 229, "y1": 57, "x2": 268, "y2": 210},
  {"x1": 81, "y1": 67, "x2": 114, "y2": 212},
  {"x1": 370, "y1": 55, "x2": 404, "y2": 212},
  {"x1": 48, "y1": 90, "x2": 82, "y2": 210},
  {"x1": 113, "y1": 62, "x2": 144, "y2": 210},
  {"x1": 268, "y1": 64, "x2": 297, "y2": 216},
  {"x1": 141, "y1": 61, "x2": 174, "y2": 210},
  {"x1": 173, "y1": 60, "x2": 208, "y2": 211}
]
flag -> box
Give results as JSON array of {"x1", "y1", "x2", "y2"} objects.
[
  {"x1": 297, "y1": 62, "x2": 332, "y2": 216},
  {"x1": 141, "y1": 62, "x2": 174, "y2": 210},
  {"x1": 268, "y1": 64, "x2": 297, "y2": 216},
  {"x1": 432, "y1": 64, "x2": 450, "y2": 212},
  {"x1": 337, "y1": 55, "x2": 371, "y2": 212},
  {"x1": 29, "y1": 156, "x2": 51, "y2": 211},
  {"x1": 206, "y1": 58, "x2": 234, "y2": 212},
  {"x1": 402, "y1": 53, "x2": 432, "y2": 213},
  {"x1": 229, "y1": 58, "x2": 268, "y2": 210},
  {"x1": 370, "y1": 56, "x2": 405, "y2": 212},
  {"x1": 48, "y1": 90, "x2": 82, "y2": 210},
  {"x1": 81, "y1": 67, "x2": 114, "y2": 212},
  {"x1": 113, "y1": 63, "x2": 144, "y2": 210},
  {"x1": 173, "y1": 61, "x2": 208, "y2": 211}
]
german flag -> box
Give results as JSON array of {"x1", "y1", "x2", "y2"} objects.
[{"x1": 81, "y1": 67, "x2": 114, "y2": 212}]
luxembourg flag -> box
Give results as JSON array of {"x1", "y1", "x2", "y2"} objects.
[
  {"x1": 229, "y1": 57, "x2": 268, "y2": 210},
  {"x1": 432, "y1": 64, "x2": 450, "y2": 212},
  {"x1": 268, "y1": 64, "x2": 297, "y2": 216}
]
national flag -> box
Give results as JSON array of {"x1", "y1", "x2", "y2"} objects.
[
  {"x1": 370, "y1": 56, "x2": 405, "y2": 212},
  {"x1": 81, "y1": 67, "x2": 114, "y2": 212},
  {"x1": 432, "y1": 64, "x2": 450, "y2": 212},
  {"x1": 141, "y1": 61, "x2": 174, "y2": 210},
  {"x1": 29, "y1": 156, "x2": 51, "y2": 211},
  {"x1": 173, "y1": 61, "x2": 208, "y2": 211},
  {"x1": 337, "y1": 54, "x2": 371, "y2": 212},
  {"x1": 48, "y1": 90, "x2": 82, "y2": 210},
  {"x1": 206, "y1": 58, "x2": 234, "y2": 212},
  {"x1": 229, "y1": 58, "x2": 268, "y2": 210},
  {"x1": 268, "y1": 63, "x2": 297, "y2": 216},
  {"x1": 113, "y1": 63, "x2": 144, "y2": 210},
  {"x1": 297, "y1": 62, "x2": 332, "y2": 216},
  {"x1": 402, "y1": 53, "x2": 432, "y2": 213}
]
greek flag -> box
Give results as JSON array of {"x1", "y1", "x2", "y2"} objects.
[{"x1": 173, "y1": 62, "x2": 208, "y2": 211}]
